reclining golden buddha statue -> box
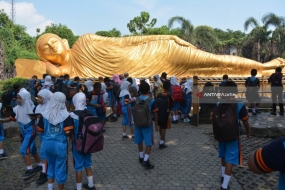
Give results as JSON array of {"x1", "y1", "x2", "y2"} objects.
[{"x1": 15, "y1": 33, "x2": 285, "y2": 78}]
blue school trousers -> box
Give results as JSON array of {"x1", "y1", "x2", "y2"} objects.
[{"x1": 19, "y1": 122, "x2": 37, "y2": 156}]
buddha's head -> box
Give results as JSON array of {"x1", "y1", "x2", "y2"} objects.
[{"x1": 36, "y1": 33, "x2": 70, "y2": 65}]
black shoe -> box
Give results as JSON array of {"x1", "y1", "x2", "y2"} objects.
[
  {"x1": 139, "y1": 157, "x2": 143, "y2": 164},
  {"x1": 221, "y1": 176, "x2": 224, "y2": 183},
  {"x1": 33, "y1": 165, "x2": 42, "y2": 172},
  {"x1": 21, "y1": 169, "x2": 35, "y2": 179},
  {"x1": 36, "y1": 172, "x2": 47, "y2": 185},
  {"x1": 270, "y1": 112, "x2": 277, "y2": 115},
  {"x1": 109, "y1": 117, "x2": 117, "y2": 122},
  {"x1": 0, "y1": 152, "x2": 8, "y2": 160},
  {"x1": 82, "y1": 183, "x2": 96, "y2": 190},
  {"x1": 159, "y1": 143, "x2": 168, "y2": 149},
  {"x1": 280, "y1": 112, "x2": 284, "y2": 116},
  {"x1": 142, "y1": 159, "x2": 154, "y2": 169},
  {"x1": 132, "y1": 135, "x2": 135, "y2": 140},
  {"x1": 252, "y1": 112, "x2": 256, "y2": 116},
  {"x1": 122, "y1": 135, "x2": 129, "y2": 139}
]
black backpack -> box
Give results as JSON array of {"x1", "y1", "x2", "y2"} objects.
[
  {"x1": 212, "y1": 102, "x2": 239, "y2": 141},
  {"x1": 61, "y1": 80, "x2": 69, "y2": 97},
  {"x1": 155, "y1": 93, "x2": 171, "y2": 123},
  {"x1": 1, "y1": 90, "x2": 13, "y2": 106},
  {"x1": 271, "y1": 73, "x2": 282, "y2": 86},
  {"x1": 113, "y1": 82, "x2": 121, "y2": 100},
  {"x1": 53, "y1": 78, "x2": 63, "y2": 93},
  {"x1": 246, "y1": 77, "x2": 259, "y2": 86},
  {"x1": 132, "y1": 97, "x2": 152, "y2": 127}
]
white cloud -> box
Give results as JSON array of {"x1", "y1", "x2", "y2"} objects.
[{"x1": 0, "y1": 1, "x2": 53, "y2": 36}]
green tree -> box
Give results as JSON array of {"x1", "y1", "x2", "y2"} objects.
[
  {"x1": 145, "y1": 25, "x2": 182, "y2": 36},
  {"x1": 168, "y1": 16, "x2": 194, "y2": 43},
  {"x1": 194, "y1": 25, "x2": 218, "y2": 53},
  {"x1": 41, "y1": 23, "x2": 77, "y2": 47},
  {"x1": 244, "y1": 17, "x2": 271, "y2": 62},
  {"x1": 96, "y1": 28, "x2": 121, "y2": 37},
  {"x1": 262, "y1": 13, "x2": 285, "y2": 58},
  {"x1": 0, "y1": 11, "x2": 38, "y2": 67},
  {"x1": 127, "y1": 12, "x2": 157, "y2": 35}
]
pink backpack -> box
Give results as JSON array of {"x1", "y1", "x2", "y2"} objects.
[{"x1": 74, "y1": 110, "x2": 104, "y2": 154}]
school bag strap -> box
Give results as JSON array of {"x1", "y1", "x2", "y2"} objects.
[{"x1": 137, "y1": 97, "x2": 152, "y2": 105}]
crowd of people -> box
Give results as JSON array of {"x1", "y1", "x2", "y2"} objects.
[{"x1": 0, "y1": 67, "x2": 285, "y2": 190}]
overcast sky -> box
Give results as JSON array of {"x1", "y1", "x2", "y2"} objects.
[{"x1": 0, "y1": 0, "x2": 284, "y2": 36}]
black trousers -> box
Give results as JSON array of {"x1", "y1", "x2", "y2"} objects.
[{"x1": 271, "y1": 88, "x2": 284, "y2": 113}]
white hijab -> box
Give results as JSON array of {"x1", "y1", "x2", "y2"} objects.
[
  {"x1": 84, "y1": 80, "x2": 93, "y2": 92},
  {"x1": 13, "y1": 91, "x2": 34, "y2": 125},
  {"x1": 154, "y1": 74, "x2": 162, "y2": 87},
  {"x1": 101, "y1": 83, "x2": 107, "y2": 93},
  {"x1": 171, "y1": 76, "x2": 180, "y2": 86},
  {"x1": 136, "y1": 78, "x2": 140, "y2": 86},
  {"x1": 19, "y1": 88, "x2": 35, "y2": 108},
  {"x1": 70, "y1": 92, "x2": 86, "y2": 120},
  {"x1": 44, "y1": 76, "x2": 52, "y2": 86},
  {"x1": 41, "y1": 92, "x2": 70, "y2": 125},
  {"x1": 131, "y1": 78, "x2": 139, "y2": 91},
  {"x1": 35, "y1": 89, "x2": 53, "y2": 113},
  {"x1": 184, "y1": 78, "x2": 193, "y2": 94},
  {"x1": 119, "y1": 81, "x2": 131, "y2": 98},
  {"x1": 154, "y1": 74, "x2": 162, "y2": 83}
]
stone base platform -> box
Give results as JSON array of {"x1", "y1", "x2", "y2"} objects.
[{"x1": 244, "y1": 112, "x2": 285, "y2": 138}]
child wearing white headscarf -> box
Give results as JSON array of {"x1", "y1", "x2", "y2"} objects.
[
  {"x1": 34, "y1": 89, "x2": 53, "y2": 185},
  {"x1": 37, "y1": 92, "x2": 73, "y2": 190},
  {"x1": 41, "y1": 76, "x2": 54, "y2": 92},
  {"x1": 70, "y1": 92, "x2": 96, "y2": 190},
  {"x1": 181, "y1": 78, "x2": 193, "y2": 122},
  {"x1": 170, "y1": 76, "x2": 181, "y2": 124},
  {"x1": 100, "y1": 83, "x2": 108, "y2": 104},
  {"x1": 153, "y1": 74, "x2": 163, "y2": 97},
  {"x1": 119, "y1": 81, "x2": 135, "y2": 139},
  {"x1": 84, "y1": 80, "x2": 93, "y2": 93},
  {"x1": 0, "y1": 90, "x2": 41, "y2": 179}
]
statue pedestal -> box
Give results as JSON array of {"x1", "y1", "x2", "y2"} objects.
[{"x1": 15, "y1": 59, "x2": 46, "y2": 78}]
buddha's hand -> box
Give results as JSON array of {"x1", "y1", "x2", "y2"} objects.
[{"x1": 45, "y1": 61, "x2": 62, "y2": 77}]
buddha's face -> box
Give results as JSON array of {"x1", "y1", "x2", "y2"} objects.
[{"x1": 37, "y1": 34, "x2": 68, "y2": 65}]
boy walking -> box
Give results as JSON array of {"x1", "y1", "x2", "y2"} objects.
[
  {"x1": 210, "y1": 81, "x2": 250, "y2": 190},
  {"x1": 134, "y1": 82, "x2": 158, "y2": 169},
  {"x1": 268, "y1": 67, "x2": 284, "y2": 115},
  {"x1": 245, "y1": 69, "x2": 260, "y2": 115},
  {"x1": 155, "y1": 80, "x2": 174, "y2": 149}
]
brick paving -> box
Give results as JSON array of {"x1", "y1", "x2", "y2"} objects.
[{"x1": 0, "y1": 117, "x2": 279, "y2": 190}]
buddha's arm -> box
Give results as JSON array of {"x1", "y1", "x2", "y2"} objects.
[
  {"x1": 86, "y1": 34, "x2": 195, "y2": 48},
  {"x1": 45, "y1": 62, "x2": 62, "y2": 77}
]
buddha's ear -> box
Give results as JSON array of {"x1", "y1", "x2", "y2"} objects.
[{"x1": 62, "y1": 39, "x2": 70, "y2": 50}]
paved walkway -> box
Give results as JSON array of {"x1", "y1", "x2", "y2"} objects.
[{"x1": 0, "y1": 117, "x2": 279, "y2": 190}]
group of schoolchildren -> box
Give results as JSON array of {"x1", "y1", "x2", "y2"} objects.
[
  {"x1": 3, "y1": 68, "x2": 285, "y2": 190},
  {"x1": 0, "y1": 72, "x2": 193, "y2": 190}
]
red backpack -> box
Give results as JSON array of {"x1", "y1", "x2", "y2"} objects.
[{"x1": 172, "y1": 86, "x2": 183, "y2": 102}]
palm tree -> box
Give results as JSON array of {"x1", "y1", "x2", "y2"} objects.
[
  {"x1": 262, "y1": 13, "x2": 285, "y2": 58},
  {"x1": 168, "y1": 16, "x2": 194, "y2": 43},
  {"x1": 244, "y1": 17, "x2": 272, "y2": 62}
]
